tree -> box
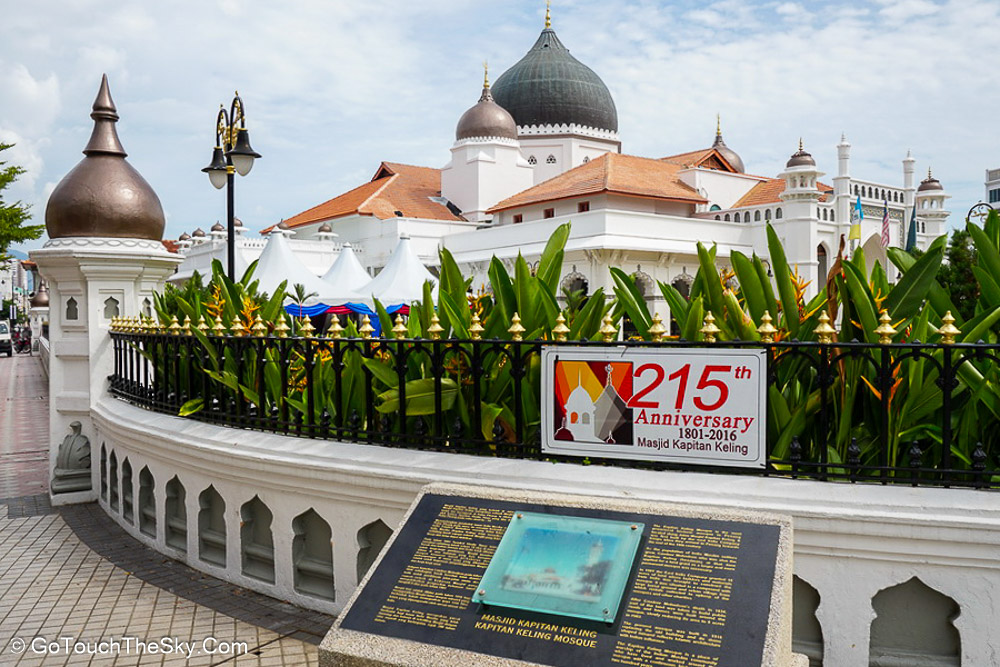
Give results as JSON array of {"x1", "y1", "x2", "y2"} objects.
[
  {"x1": 0, "y1": 143, "x2": 44, "y2": 260},
  {"x1": 938, "y1": 226, "x2": 978, "y2": 321}
]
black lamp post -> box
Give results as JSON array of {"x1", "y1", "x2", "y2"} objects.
[{"x1": 202, "y1": 92, "x2": 261, "y2": 281}]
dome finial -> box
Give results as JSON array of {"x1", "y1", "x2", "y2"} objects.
[
  {"x1": 484, "y1": 60, "x2": 489, "y2": 89},
  {"x1": 928, "y1": 166, "x2": 933, "y2": 179},
  {"x1": 799, "y1": 137, "x2": 804, "y2": 151},
  {"x1": 83, "y1": 73, "x2": 126, "y2": 157},
  {"x1": 545, "y1": 0, "x2": 551, "y2": 29}
]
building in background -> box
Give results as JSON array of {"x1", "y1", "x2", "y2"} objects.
[{"x1": 173, "y1": 15, "x2": 950, "y2": 315}]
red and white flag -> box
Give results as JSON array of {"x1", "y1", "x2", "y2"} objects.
[{"x1": 880, "y1": 200, "x2": 890, "y2": 248}]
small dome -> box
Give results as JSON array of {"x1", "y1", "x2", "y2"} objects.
[
  {"x1": 45, "y1": 75, "x2": 165, "y2": 240},
  {"x1": 786, "y1": 141, "x2": 815, "y2": 168},
  {"x1": 178, "y1": 232, "x2": 191, "y2": 241},
  {"x1": 456, "y1": 83, "x2": 518, "y2": 141},
  {"x1": 492, "y1": 28, "x2": 618, "y2": 132},
  {"x1": 277, "y1": 220, "x2": 290, "y2": 230},
  {"x1": 192, "y1": 227, "x2": 206, "y2": 238},
  {"x1": 918, "y1": 169, "x2": 943, "y2": 192},
  {"x1": 211, "y1": 221, "x2": 225, "y2": 233},
  {"x1": 713, "y1": 131, "x2": 745, "y2": 174},
  {"x1": 233, "y1": 217, "x2": 244, "y2": 228},
  {"x1": 30, "y1": 283, "x2": 49, "y2": 308},
  {"x1": 318, "y1": 222, "x2": 333, "y2": 233}
]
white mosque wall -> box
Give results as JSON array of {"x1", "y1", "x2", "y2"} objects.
[
  {"x1": 441, "y1": 139, "x2": 534, "y2": 223},
  {"x1": 518, "y1": 132, "x2": 619, "y2": 185},
  {"x1": 91, "y1": 393, "x2": 1000, "y2": 667},
  {"x1": 677, "y1": 168, "x2": 765, "y2": 211}
]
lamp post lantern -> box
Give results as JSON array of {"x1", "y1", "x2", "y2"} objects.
[{"x1": 201, "y1": 92, "x2": 261, "y2": 281}]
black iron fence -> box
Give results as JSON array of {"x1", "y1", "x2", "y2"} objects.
[{"x1": 108, "y1": 328, "x2": 1000, "y2": 490}]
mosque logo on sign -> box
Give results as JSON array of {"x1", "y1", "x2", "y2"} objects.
[{"x1": 553, "y1": 361, "x2": 633, "y2": 446}]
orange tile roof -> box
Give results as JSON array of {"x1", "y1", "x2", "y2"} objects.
[
  {"x1": 488, "y1": 153, "x2": 707, "y2": 213},
  {"x1": 733, "y1": 179, "x2": 833, "y2": 207},
  {"x1": 266, "y1": 162, "x2": 463, "y2": 233},
  {"x1": 161, "y1": 240, "x2": 180, "y2": 254}
]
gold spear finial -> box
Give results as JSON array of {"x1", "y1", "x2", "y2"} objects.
[
  {"x1": 939, "y1": 311, "x2": 961, "y2": 345},
  {"x1": 273, "y1": 313, "x2": 290, "y2": 338},
  {"x1": 875, "y1": 309, "x2": 897, "y2": 345},
  {"x1": 716, "y1": 113, "x2": 721, "y2": 137},
  {"x1": 327, "y1": 314, "x2": 343, "y2": 339},
  {"x1": 815, "y1": 311, "x2": 837, "y2": 345},
  {"x1": 649, "y1": 313, "x2": 667, "y2": 342},
  {"x1": 392, "y1": 314, "x2": 408, "y2": 340},
  {"x1": 469, "y1": 312, "x2": 485, "y2": 340},
  {"x1": 700, "y1": 311, "x2": 721, "y2": 343},
  {"x1": 552, "y1": 312, "x2": 570, "y2": 342},
  {"x1": 545, "y1": 0, "x2": 551, "y2": 28},
  {"x1": 483, "y1": 61, "x2": 489, "y2": 88},
  {"x1": 757, "y1": 310, "x2": 778, "y2": 343},
  {"x1": 799, "y1": 137, "x2": 804, "y2": 151},
  {"x1": 509, "y1": 312, "x2": 526, "y2": 341}
]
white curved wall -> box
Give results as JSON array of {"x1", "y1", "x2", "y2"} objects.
[{"x1": 92, "y1": 396, "x2": 1000, "y2": 666}]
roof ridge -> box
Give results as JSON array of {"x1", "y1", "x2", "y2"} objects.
[
  {"x1": 603, "y1": 152, "x2": 613, "y2": 190},
  {"x1": 358, "y1": 173, "x2": 398, "y2": 214}
]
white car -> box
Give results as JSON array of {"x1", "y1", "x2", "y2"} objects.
[{"x1": 0, "y1": 321, "x2": 11, "y2": 357}]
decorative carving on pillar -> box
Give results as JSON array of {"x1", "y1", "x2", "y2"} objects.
[{"x1": 51, "y1": 421, "x2": 92, "y2": 494}]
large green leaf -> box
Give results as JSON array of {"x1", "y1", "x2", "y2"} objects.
[
  {"x1": 610, "y1": 267, "x2": 652, "y2": 336},
  {"x1": 766, "y1": 224, "x2": 800, "y2": 336},
  {"x1": 658, "y1": 281, "x2": 689, "y2": 332},
  {"x1": 376, "y1": 379, "x2": 459, "y2": 415},
  {"x1": 731, "y1": 252, "x2": 765, "y2": 323},
  {"x1": 882, "y1": 243, "x2": 943, "y2": 322},
  {"x1": 536, "y1": 222, "x2": 570, "y2": 294}
]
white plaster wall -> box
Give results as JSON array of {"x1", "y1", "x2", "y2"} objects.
[
  {"x1": 440, "y1": 139, "x2": 534, "y2": 223},
  {"x1": 678, "y1": 169, "x2": 764, "y2": 210},
  {"x1": 92, "y1": 395, "x2": 1000, "y2": 667}
]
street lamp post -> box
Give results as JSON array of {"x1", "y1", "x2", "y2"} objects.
[{"x1": 201, "y1": 92, "x2": 261, "y2": 282}]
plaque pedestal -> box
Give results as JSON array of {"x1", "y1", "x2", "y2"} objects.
[{"x1": 321, "y1": 483, "x2": 806, "y2": 667}]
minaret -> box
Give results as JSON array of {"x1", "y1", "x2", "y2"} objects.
[
  {"x1": 440, "y1": 66, "x2": 534, "y2": 223},
  {"x1": 31, "y1": 75, "x2": 182, "y2": 505},
  {"x1": 834, "y1": 134, "x2": 852, "y2": 240},
  {"x1": 778, "y1": 140, "x2": 824, "y2": 294},
  {"x1": 902, "y1": 150, "x2": 917, "y2": 211},
  {"x1": 914, "y1": 168, "x2": 950, "y2": 246}
]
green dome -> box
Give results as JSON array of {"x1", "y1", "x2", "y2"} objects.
[{"x1": 492, "y1": 29, "x2": 618, "y2": 133}]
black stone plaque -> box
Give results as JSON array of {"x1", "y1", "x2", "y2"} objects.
[{"x1": 339, "y1": 493, "x2": 782, "y2": 666}]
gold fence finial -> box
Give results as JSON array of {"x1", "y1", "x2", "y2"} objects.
[
  {"x1": 939, "y1": 310, "x2": 961, "y2": 344},
  {"x1": 469, "y1": 312, "x2": 485, "y2": 340},
  {"x1": 553, "y1": 312, "x2": 570, "y2": 342},
  {"x1": 648, "y1": 313, "x2": 667, "y2": 342},
  {"x1": 251, "y1": 314, "x2": 267, "y2": 337},
  {"x1": 327, "y1": 314, "x2": 343, "y2": 339},
  {"x1": 600, "y1": 314, "x2": 617, "y2": 343},
  {"x1": 757, "y1": 310, "x2": 777, "y2": 343},
  {"x1": 273, "y1": 313, "x2": 290, "y2": 338},
  {"x1": 181, "y1": 315, "x2": 192, "y2": 335},
  {"x1": 428, "y1": 314, "x2": 444, "y2": 340},
  {"x1": 168, "y1": 315, "x2": 181, "y2": 336},
  {"x1": 875, "y1": 309, "x2": 897, "y2": 344},
  {"x1": 212, "y1": 315, "x2": 226, "y2": 335},
  {"x1": 392, "y1": 314, "x2": 408, "y2": 340},
  {"x1": 509, "y1": 312, "x2": 526, "y2": 341},
  {"x1": 196, "y1": 315, "x2": 209, "y2": 335},
  {"x1": 359, "y1": 315, "x2": 375, "y2": 339},
  {"x1": 299, "y1": 317, "x2": 316, "y2": 338},
  {"x1": 815, "y1": 311, "x2": 837, "y2": 344},
  {"x1": 700, "y1": 311, "x2": 721, "y2": 343}
]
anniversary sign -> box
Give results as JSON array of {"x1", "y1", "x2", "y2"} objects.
[
  {"x1": 541, "y1": 348, "x2": 768, "y2": 469},
  {"x1": 326, "y1": 485, "x2": 792, "y2": 667}
]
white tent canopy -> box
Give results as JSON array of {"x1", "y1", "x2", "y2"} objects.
[
  {"x1": 357, "y1": 235, "x2": 438, "y2": 306},
  {"x1": 320, "y1": 242, "x2": 371, "y2": 299},
  {"x1": 253, "y1": 231, "x2": 340, "y2": 304}
]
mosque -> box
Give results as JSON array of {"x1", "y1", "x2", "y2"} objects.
[{"x1": 174, "y1": 8, "x2": 952, "y2": 316}]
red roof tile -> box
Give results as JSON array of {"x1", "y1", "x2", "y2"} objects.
[
  {"x1": 488, "y1": 153, "x2": 707, "y2": 213},
  {"x1": 660, "y1": 147, "x2": 737, "y2": 173},
  {"x1": 266, "y1": 162, "x2": 463, "y2": 233}
]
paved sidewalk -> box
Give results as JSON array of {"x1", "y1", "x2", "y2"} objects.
[{"x1": 0, "y1": 354, "x2": 329, "y2": 665}]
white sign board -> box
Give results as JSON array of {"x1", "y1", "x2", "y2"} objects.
[{"x1": 541, "y1": 347, "x2": 767, "y2": 468}]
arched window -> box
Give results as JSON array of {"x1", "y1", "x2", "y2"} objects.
[
  {"x1": 66, "y1": 297, "x2": 78, "y2": 321},
  {"x1": 754, "y1": 210, "x2": 761, "y2": 222},
  {"x1": 546, "y1": 155, "x2": 557, "y2": 164},
  {"x1": 854, "y1": 185, "x2": 859, "y2": 196},
  {"x1": 817, "y1": 244, "x2": 828, "y2": 282},
  {"x1": 710, "y1": 204, "x2": 721, "y2": 211},
  {"x1": 561, "y1": 270, "x2": 589, "y2": 297},
  {"x1": 868, "y1": 186, "x2": 874, "y2": 198},
  {"x1": 723, "y1": 214, "x2": 730, "y2": 221},
  {"x1": 882, "y1": 189, "x2": 887, "y2": 200},
  {"x1": 765, "y1": 209, "x2": 771, "y2": 221},
  {"x1": 671, "y1": 272, "x2": 693, "y2": 299},
  {"x1": 776, "y1": 208, "x2": 783, "y2": 219},
  {"x1": 822, "y1": 209, "x2": 827, "y2": 221},
  {"x1": 528, "y1": 155, "x2": 537, "y2": 165},
  {"x1": 715, "y1": 215, "x2": 721, "y2": 220},
  {"x1": 632, "y1": 270, "x2": 654, "y2": 297},
  {"x1": 831, "y1": 210, "x2": 835, "y2": 222},
  {"x1": 582, "y1": 156, "x2": 590, "y2": 163}
]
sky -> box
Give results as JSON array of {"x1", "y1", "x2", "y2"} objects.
[{"x1": 2, "y1": 0, "x2": 998, "y2": 257}]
